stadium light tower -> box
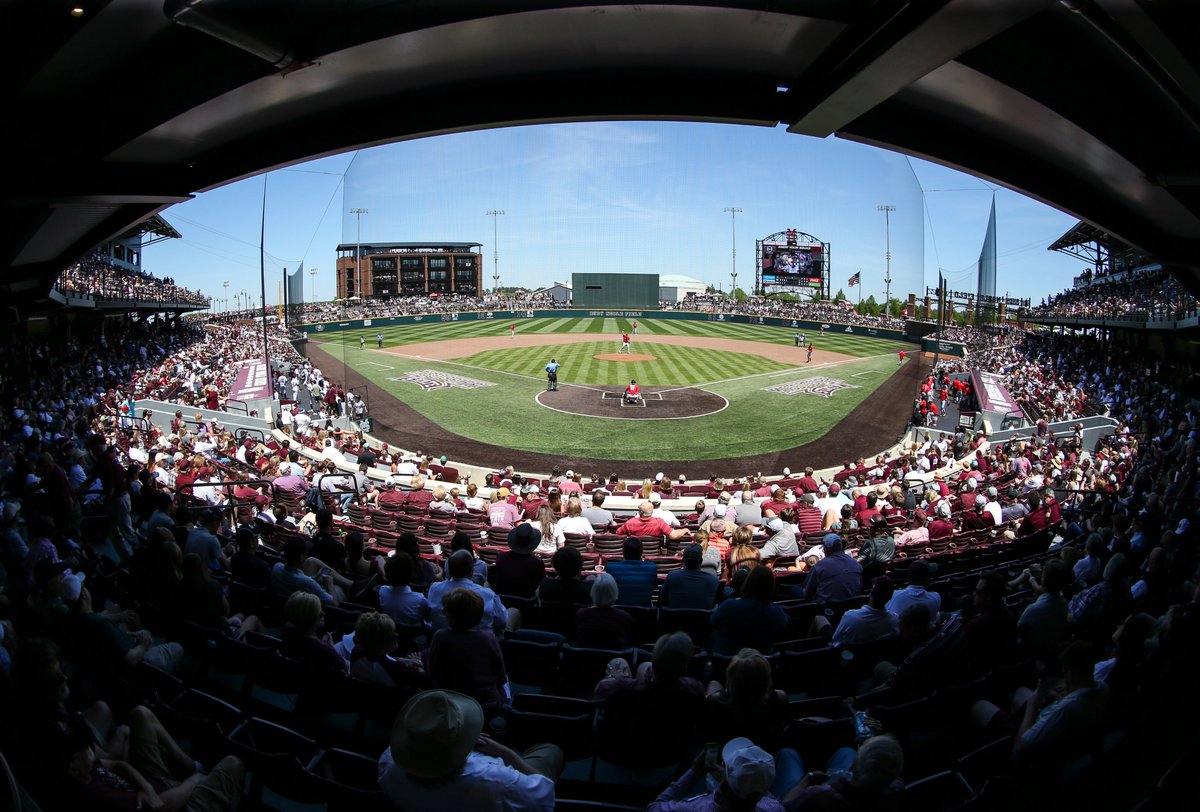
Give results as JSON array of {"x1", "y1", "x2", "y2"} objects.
[
  {"x1": 877, "y1": 204, "x2": 896, "y2": 315},
  {"x1": 486, "y1": 209, "x2": 505, "y2": 292},
  {"x1": 350, "y1": 207, "x2": 368, "y2": 299},
  {"x1": 724, "y1": 207, "x2": 741, "y2": 298},
  {"x1": 223, "y1": 280, "x2": 229, "y2": 314},
  {"x1": 309, "y1": 267, "x2": 318, "y2": 304}
]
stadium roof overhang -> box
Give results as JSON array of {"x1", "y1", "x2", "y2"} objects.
[
  {"x1": 1047, "y1": 220, "x2": 1142, "y2": 270},
  {"x1": 4, "y1": 0, "x2": 1200, "y2": 317}
]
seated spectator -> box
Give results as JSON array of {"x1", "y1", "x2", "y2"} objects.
[
  {"x1": 58, "y1": 707, "x2": 243, "y2": 812},
  {"x1": 856, "y1": 515, "x2": 895, "y2": 579},
  {"x1": 228, "y1": 527, "x2": 271, "y2": 589},
  {"x1": 536, "y1": 546, "x2": 592, "y2": 607},
  {"x1": 271, "y1": 537, "x2": 340, "y2": 605},
  {"x1": 728, "y1": 525, "x2": 762, "y2": 572},
  {"x1": 581, "y1": 491, "x2": 614, "y2": 528},
  {"x1": 178, "y1": 553, "x2": 263, "y2": 638},
  {"x1": 378, "y1": 690, "x2": 562, "y2": 812},
  {"x1": 380, "y1": 552, "x2": 431, "y2": 631},
  {"x1": 703, "y1": 648, "x2": 789, "y2": 751},
  {"x1": 307, "y1": 509, "x2": 347, "y2": 571},
  {"x1": 971, "y1": 640, "x2": 1109, "y2": 767},
  {"x1": 779, "y1": 734, "x2": 905, "y2": 811},
  {"x1": 885, "y1": 560, "x2": 940, "y2": 620},
  {"x1": 396, "y1": 532, "x2": 441, "y2": 591},
  {"x1": 594, "y1": 632, "x2": 706, "y2": 767},
  {"x1": 658, "y1": 544, "x2": 720, "y2": 609},
  {"x1": 1094, "y1": 612, "x2": 1158, "y2": 709},
  {"x1": 428, "y1": 550, "x2": 509, "y2": 634},
  {"x1": 349, "y1": 611, "x2": 426, "y2": 688},
  {"x1": 964, "y1": 571, "x2": 1018, "y2": 673},
  {"x1": 575, "y1": 573, "x2": 634, "y2": 649},
  {"x1": 878, "y1": 604, "x2": 969, "y2": 693},
  {"x1": 649, "y1": 737, "x2": 784, "y2": 812},
  {"x1": 826, "y1": 576, "x2": 900, "y2": 645},
  {"x1": 443, "y1": 530, "x2": 488, "y2": 585},
  {"x1": 616, "y1": 500, "x2": 690, "y2": 543},
  {"x1": 488, "y1": 489, "x2": 521, "y2": 530},
  {"x1": 691, "y1": 528, "x2": 724, "y2": 577},
  {"x1": 278, "y1": 591, "x2": 349, "y2": 675},
  {"x1": 490, "y1": 524, "x2": 547, "y2": 599},
  {"x1": 1017, "y1": 558, "x2": 1071, "y2": 661},
  {"x1": 604, "y1": 537, "x2": 658, "y2": 607},
  {"x1": 802, "y1": 534, "x2": 863, "y2": 604},
  {"x1": 428, "y1": 588, "x2": 509, "y2": 710},
  {"x1": 1073, "y1": 533, "x2": 1107, "y2": 587},
  {"x1": 711, "y1": 566, "x2": 787, "y2": 656},
  {"x1": 557, "y1": 498, "x2": 595, "y2": 538},
  {"x1": 1068, "y1": 553, "x2": 1133, "y2": 631},
  {"x1": 184, "y1": 507, "x2": 230, "y2": 571},
  {"x1": 65, "y1": 585, "x2": 184, "y2": 682},
  {"x1": 533, "y1": 505, "x2": 565, "y2": 554},
  {"x1": 759, "y1": 513, "x2": 799, "y2": 560}
]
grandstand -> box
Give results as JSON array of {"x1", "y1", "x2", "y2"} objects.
[{"x1": 1, "y1": 4, "x2": 1198, "y2": 812}]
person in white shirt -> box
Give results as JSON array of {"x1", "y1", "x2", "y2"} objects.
[
  {"x1": 556, "y1": 498, "x2": 595, "y2": 538},
  {"x1": 648, "y1": 493, "x2": 681, "y2": 527}
]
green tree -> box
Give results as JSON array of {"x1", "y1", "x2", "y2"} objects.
[
  {"x1": 856, "y1": 294, "x2": 880, "y2": 317},
  {"x1": 733, "y1": 287, "x2": 748, "y2": 303},
  {"x1": 833, "y1": 288, "x2": 847, "y2": 302}
]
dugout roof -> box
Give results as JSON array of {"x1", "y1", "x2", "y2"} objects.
[{"x1": 4, "y1": 0, "x2": 1200, "y2": 318}]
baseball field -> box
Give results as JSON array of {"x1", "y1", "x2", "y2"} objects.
[{"x1": 306, "y1": 316, "x2": 920, "y2": 473}]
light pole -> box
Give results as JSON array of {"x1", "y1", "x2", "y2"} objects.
[
  {"x1": 223, "y1": 280, "x2": 229, "y2": 318},
  {"x1": 486, "y1": 209, "x2": 505, "y2": 293},
  {"x1": 350, "y1": 207, "x2": 368, "y2": 300},
  {"x1": 877, "y1": 204, "x2": 896, "y2": 316},
  {"x1": 240, "y1": 289, "x2": 246, "y2": 313},
  {"x1": 724, "y1": 207, "x2": 741, "y2": 299},
  {"x1": 309, "y1": 267, "x2": 318, "y2": 304}
]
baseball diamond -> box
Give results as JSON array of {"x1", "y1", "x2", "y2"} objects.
[{"x1": 307, "y1": 316, "x2": 922, "y2": 474}]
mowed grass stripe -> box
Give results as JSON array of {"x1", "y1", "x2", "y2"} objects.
[{"x1": 450, "y1": 342, "x2": 793, "y2": 387}]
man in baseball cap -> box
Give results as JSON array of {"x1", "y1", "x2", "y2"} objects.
[{"x1": 649, "y1": 735, "x2": 783, "y2": 810}]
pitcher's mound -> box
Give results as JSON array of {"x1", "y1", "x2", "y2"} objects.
[{"x1": 594, "y1": 352, "x2": 657, "y2": 362}]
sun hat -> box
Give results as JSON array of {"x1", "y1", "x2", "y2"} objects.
[
  {"x1": 722, "y1": 737, "x2": 775, "y2": 799},
  {"x1": 390, "y1": 691, "x2": 484, "y2": 779},
  {"x1": 507, "y1": 523, "x2": 542, "y2": 554}
]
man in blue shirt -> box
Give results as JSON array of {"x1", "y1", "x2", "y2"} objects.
[
  {"x1": 604, "y1": 537, "x2": 658, "y2": 607},
  {"x1": 803, "y1": 534, "x2": 863, "y2": 604},
  {"x1": 658, "y1": 544, "x2": 719, "y2": 609},
  {"x1": 428, "y1": 550, "x2": 509, "y2": 633},
  {"x1": 544, "y1": 358, "x2": 560, "y2": 391}
]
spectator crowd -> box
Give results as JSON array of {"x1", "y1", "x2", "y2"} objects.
[
  {"x1": 0, "y1": 257, "x2": 1195, "y2": 811},
  {"x1": 55, "y1": 254, "x2": 209, "y2": 307}
]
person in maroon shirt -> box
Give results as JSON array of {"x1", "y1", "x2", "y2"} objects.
[
  {"x1": 405, "y1": 475, "x2": 434, "y2": 512},
  {"x1": 377, "y1": 478, "x2": 408, "y2": 509},
  {"x1": 797, "y1": 468, "x2": 820, "y2": 495},
  {"x1": 490, "y1": 524, "x2": 546, "y2": 598},
  {"x1": 1017, "y1": 491, "x2": 1053, "y2": 537},
  {"x1": 428, "y1": 588, "x2": 509, "y2": 710},
  {"x1": 521, "y1": 487, "x2": 547, "y2": 521},
  {"x1": 616, "y1": 502, "x2": 690, "y2": 542},
  {"x1": 927, "y1": 502, "x2": 955, "y2": 541}
]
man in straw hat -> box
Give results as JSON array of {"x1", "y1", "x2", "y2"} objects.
[{"x1": 379, "y1": 690, "x2": 562, "y2": 811}]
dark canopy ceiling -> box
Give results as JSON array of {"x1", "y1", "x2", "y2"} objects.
[{"x1": 4, "y1": 0, "x2": 1200, "y2": 314}]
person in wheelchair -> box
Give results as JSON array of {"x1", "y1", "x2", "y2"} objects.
[{"x1": 623, "y1": 379, "x2": 642, "y2": 405}]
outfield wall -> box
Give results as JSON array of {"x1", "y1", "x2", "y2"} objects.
[{"x1": 299, "y1": 308, "x2": 917, "y2": 344}]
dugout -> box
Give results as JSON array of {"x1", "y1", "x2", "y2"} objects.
[{"x1": 573, "y1": 273, "x2": 660, "y2": 309}]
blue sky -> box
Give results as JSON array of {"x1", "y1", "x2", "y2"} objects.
[{"x1": 143, "y1": 121, "x2": 1084, "y2": 309}]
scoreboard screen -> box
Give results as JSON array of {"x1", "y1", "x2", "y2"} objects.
[{"x1": 762, "y1": 243, "x2": 823, "y2": 287}]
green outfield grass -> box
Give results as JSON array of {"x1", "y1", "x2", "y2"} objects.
[
  {"x1": 313, "y1": 318, "x2": 909, "y2": 461},
  {"x1": 454, "y1": 341, "x2": 792, "y2": 387},
  {"x1": 339, "y1": 315, "x2": 908, "y2": 357}
]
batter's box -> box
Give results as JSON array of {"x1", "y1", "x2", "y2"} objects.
[
  {"x1": 763, "y1": 377, "x2": 860, "y2": 398},
  {"x1": 388, "y1": 370, "x2": 496, "y2": 391}
]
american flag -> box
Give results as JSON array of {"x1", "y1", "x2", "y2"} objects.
[{"x1": 847, "y1": 272, "x2": 860, "y2": 287}]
